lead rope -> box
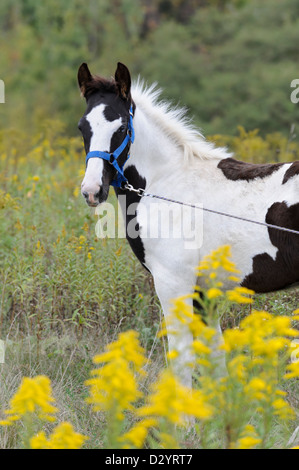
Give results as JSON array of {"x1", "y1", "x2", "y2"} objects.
[{"x1": 124, "y1": 182, "x2": 299, "y2": 237}]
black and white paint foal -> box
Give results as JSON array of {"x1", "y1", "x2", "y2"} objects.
[{"x1": 78, "y1": 62, "x2": 299, "y2": 386}]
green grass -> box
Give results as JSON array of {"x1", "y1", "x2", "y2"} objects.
[{"x1": 0, "y1": 125, "x2": 298, "y2": 448}]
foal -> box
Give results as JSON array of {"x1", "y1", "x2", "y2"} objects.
[{"x1": 78, "y1": 62, "x2": 299, "y2": 386}]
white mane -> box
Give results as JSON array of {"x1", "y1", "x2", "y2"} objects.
[{"x1": 131, "y1": 79, "x2": 232, "y2": 163}]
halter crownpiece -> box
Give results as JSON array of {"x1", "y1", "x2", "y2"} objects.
[{"x1": 85, "y1": 104, "x2": 135, "y2": 188}]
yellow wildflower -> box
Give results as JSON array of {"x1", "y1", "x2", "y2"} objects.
[
  {"x1": 272, "y1": 398, "x2": 295, "y2": 421},
  {"x1": 284, "y1": 361, "x2": 299, "y2": 380},
  {"x1": 85, "y1": 331, "x2": 147, "y2": 420},
  {"x1": 73, "y1": 186, "x2": 80, "y2": 198},
  {"x1": 236, "y1": 436, "x2": 262, "y2": 449},
  {"x1": 221, "y1": 328, "x2": 249, "y2": 353},
  {"x1": 169, "y1": 295, "x2": 216, "y2": 340},
  {"x1": 227, "y1": 355, "x2": 248, "y2": 382},
  {"x1": 137, "y1": 369, "x2": 214, "y2": 426},
  {"x1": 86, "y1": 358, "x2": 143, "y2": 420},
  {"x1": 234, "y1": 424, "x2": 262, "y2": 449},
  {"x1": 228, "y1": 275, "x2": 241, "y2": 282},
  {"x1": 244, "y1": 377, "x2": 267, "y2": 401},
  {"x1": 93, "y1": 330, "x2": 147, "y2": 374},
  {"x1": 167, "y1": 350, "x2": 179, "y2": 360},
  {"x1": 206, "y1": 288, "x2": 223, "y2": 299},
  {"x1": 0, "y1": 376, "x2": 58, "y2": 425},
  {"x1": 226, "y1": 286, "x2": 254, "y2": 304},
  {"x1": 79, "y1": 235, "x2": 87, "y2": 245},
  {"x1": 119, "y1": 418, "x2": 157, "y2": 449},
  {"x1": 197, "y1": 245, "x2": 240, "y2": 276},
  {"x1": 30, "y1": 422, "x2": 88, "y2": 449},
  {"x1": 81, "y1": 222, "x2": 89, "y2": 232},
  {"x1": 192, "y1": 340, "x2": 212, "y2": 356}
]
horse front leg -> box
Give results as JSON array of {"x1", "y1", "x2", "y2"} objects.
[
  {"x1": 153, "y1": 270, "x2": 227, "y2": 386},
  {"x1": 151, "y1": 269, "x2": 196, "y2": 389}
]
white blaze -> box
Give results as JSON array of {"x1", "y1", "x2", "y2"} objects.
[{"x1": 81, "y1": 104, "x2": 122, "y2": 194}]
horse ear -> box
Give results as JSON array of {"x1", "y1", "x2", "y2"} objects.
[
  {"x1": 78, "y1": 63, "x2": 92, "y2": 96},
  {"x1": 115, "y1": 62, "x2": 131, "y2": 100}
]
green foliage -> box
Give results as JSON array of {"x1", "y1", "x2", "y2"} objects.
[
  {"x1": 0, "y1": 0, "x2": 298, "y2": 137},
  {"x1": 0, "y1": 127, "x2": 160, "y2": 351}
]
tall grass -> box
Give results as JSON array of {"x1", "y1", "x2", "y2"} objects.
[{"x1": 0, "y1": 123, "x2": 298, "y2": 448}]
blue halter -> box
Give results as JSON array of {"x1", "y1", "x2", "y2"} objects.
[{"x1": 85, "y1": 105, "x2": 135, "y2": 188}]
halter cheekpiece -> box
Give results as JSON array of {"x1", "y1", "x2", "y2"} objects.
[{"x1": 85, "y1": 104, "x2": 135, "y2": 188}]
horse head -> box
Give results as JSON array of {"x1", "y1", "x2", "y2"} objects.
[{"x1": 78, "y1": 62, "x2": 133, "y2": 206}]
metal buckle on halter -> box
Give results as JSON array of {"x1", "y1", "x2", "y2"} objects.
[
  {"x1": 123, "y1": 182, "x2": 145, "y2": 197},
  {"x1": 109, "y1": 154, "x2": 115, "y2": 164}
]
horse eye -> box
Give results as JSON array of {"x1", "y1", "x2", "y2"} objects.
[{"x1": 118, "y1": 125, "x2": 126, "y2": 133}]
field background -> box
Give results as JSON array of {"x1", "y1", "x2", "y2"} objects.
[{"x1": 0, "y1": 0, "x2": 299, "y2": 448}]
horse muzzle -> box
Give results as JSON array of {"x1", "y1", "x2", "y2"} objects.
[{"x1": 81, "y1": 185, "x2": 109, "y2": 207}]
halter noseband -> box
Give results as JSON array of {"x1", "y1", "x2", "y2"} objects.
[{"x1": 85, "y1": 104, "x2": 135, "y2": 188}]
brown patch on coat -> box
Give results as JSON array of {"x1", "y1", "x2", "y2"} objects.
[
  {"x1": 241, "y1": 202, "x2": 299, "y2": 293},
  {"x1": 282, "y1": 161, "x2": 299, "y2": 184},
  {"x1": 218, "y1": 158, "x2": 285, "y2": 182}
]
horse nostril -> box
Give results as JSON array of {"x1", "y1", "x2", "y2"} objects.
[
  {"x1": 94, "y1": 191, "x2": 100, "y2": 201},
  {"x1": 82, "y1": 191, "x2": 89, "y2": 199}
]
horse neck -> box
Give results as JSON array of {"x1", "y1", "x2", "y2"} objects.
[{"x1": 127, "y1": 106, "x2": 183, "y2": 185}]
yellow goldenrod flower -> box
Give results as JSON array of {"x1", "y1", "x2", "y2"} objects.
[
  {"x1": 206, "y1": 287, "x2": 223, "y2": 299},
  {"x1": 119, "y1": 418, "x2": 157, "y2": 449},
  {"x1": 167, "y1": 350, "x2": 179, "y2": 360},
  {"x1": 234, "y1": 424, "x2": 262, "y2": 449},
  {"x1": 92, "y1": 330, "x2": 147, "y2": 374},
  {"x1": 272, "y1": 398, "x2": 295, "y2": 421},
  {"x1": 227, "y1": 355, "x2": 248, "y2": 382},
  {"x1": 85, "y1": 358, "x2": 143, "y2": 419},
  {"x1": 0, "y1": 190, "x2": 20, "y2": 211},
  {"x1": 0, "y1": 376, "x2": 58, "y2": 425},
  {"x1": 284, "y1": 361, "x2": 299, "y2": 380},
  {"x1": 30, "y1": 422, "x2": 88, "y2": 449},
  {"x1": 236, "y1": 436, "x2": 262, "y2": 449},
  {"x1": 221, "y1": 328, "x2": 249, "y2": 353},
  {"x1": 73, "y1": 186, "x2": 80, "y2": 198},
  {"x1": 79, "y1": 235, "x2": 87, "y2": 245},
  {"x1": 85, "y1": 331, "x2": 147, "y2": 421},
  {"x1": 81, "y1": 222, "x2": 89, "y2": 232},
  {"x1": 244, "y1": 377, "x2": 267, "y2": 401},
  {"x1": 137, "y1": 369, "x2": 214, "y2": 426},
  {"x1": 197, "y1": 245, "x2": 240, "y2": 277},
  {"x1": 192, "y1": 340, "x2": 212, "y2": 356},
  {"x1": 169, "y1": 295, "x2": 216, "y2": 340},
  {"x1": 226, "y1": 286, "x2": 254, "y2": 304}
]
